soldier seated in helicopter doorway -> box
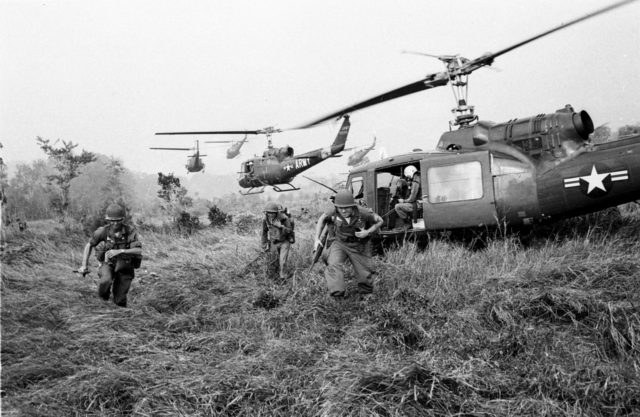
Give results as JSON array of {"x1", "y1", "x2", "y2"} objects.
[
  {"x1": 394, "y1": 165, "x2": 421, "y2": 230},
  {"x1": 77, "y1": 203, "x2": 143, "y2": 308},
  {"x1": 261, "y1": 202, "x2": 295, "y2": 280},
  {"x1": 314, "y1": 190, "x2": 383, "y2": 299}
]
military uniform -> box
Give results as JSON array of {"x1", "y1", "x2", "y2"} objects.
[
  {"x1": 395, "y1": 171, "x2": 421, "y2": 227},
  {"x1": 261, "y1": 211, "x2": 295, "y2": 279},
  {"x1": 321, "y1": 205, "x2": 380, "y2": 296},
  {"x1": 89, "y1": 223, "x2": 142, "y2": 307}
]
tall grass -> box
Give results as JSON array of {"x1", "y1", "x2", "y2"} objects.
[{"x1": 2, "y1": 208, "x2": 639, "y2": 416}]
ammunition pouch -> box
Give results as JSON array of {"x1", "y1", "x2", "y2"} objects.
[{"x1": 114, "y1": 255, "x2": 142, "y2": 273}]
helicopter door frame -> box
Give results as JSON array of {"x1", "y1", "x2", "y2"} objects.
[{"x1": 420, "y1": 151, "x2": 497, "y2": 229}]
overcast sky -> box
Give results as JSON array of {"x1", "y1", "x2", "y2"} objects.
[{"x1": 1, "y1": 0, "x2": 639, "y2": 181}]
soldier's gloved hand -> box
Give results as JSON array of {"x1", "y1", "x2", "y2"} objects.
[
  {"x1": 313, "y1": 239, "x2": 323, "y2": 251},
  {"x1": 355, "y1": 229, "x2": 369, "y2": 238}
]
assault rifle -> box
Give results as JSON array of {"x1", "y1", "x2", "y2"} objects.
[{"x1": 308, "y1": 224, "x2": 329, "y2": 273}]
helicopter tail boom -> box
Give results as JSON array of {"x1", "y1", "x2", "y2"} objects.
[{"x1": 330, "y1": 115, "x2": 351, "y2": 153}]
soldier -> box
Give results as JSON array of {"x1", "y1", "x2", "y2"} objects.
[
  {"x1": 77, "y1": 203, "x2": 142, "y2": 307},
  {"x1": 314, "y1": 190, "x2": 383, "y2": 299},
  {"x1": 394, "y1": 165, "x2": 421, "y2": 230},
  {"x1": 261, "y1": 202, "x2": 295, "y2": 280}
]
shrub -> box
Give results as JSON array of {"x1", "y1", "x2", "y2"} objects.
[{"x1": 208, "y1": 205, "x2": 232, "y2": 227}]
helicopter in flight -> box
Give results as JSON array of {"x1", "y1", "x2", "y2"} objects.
[
  {"x1": 150, "y1": 140, "x2": 207, "y2": 173},
  {"x1": 347, "y1": 136, "x2": 377, "y2": 167},
  {"x1": 157, "y1": 131, "x2": 250, "y2": 159},
  {"x1": 205, "y1": 136, "x2": 249, "y2": 159},
  {"x1": 156, "y1": 116, "x2": 351, "y2": 194},
  {"x1": 299, "y1": 0, "x2": 640, "y2": 240}
]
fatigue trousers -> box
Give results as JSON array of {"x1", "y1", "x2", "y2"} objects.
[
  {"x1": 325, "y1": 239, "x2": 374, "y2": 296},
  {"x1": 394, "y1": 202, "x2": 414, "y2": 220},
  {"x1": 267, "y1": 240, "x2": 291, "y2": 279},
  {"x1": 98, "y1": 263, "x2": 134, "y2": 307}
]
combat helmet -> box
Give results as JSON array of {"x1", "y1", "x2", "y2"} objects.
[
  {"x1": 105, "y1": 203, "x2": 125, "y2": 221},
  {"x1": 333, "y1": 190, "x2": 356, "y2": 208},
  {"x1": 264, "y1": 202, "x2": 280, "y2": 213}
]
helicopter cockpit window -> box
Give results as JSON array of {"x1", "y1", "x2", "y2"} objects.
[
  {"x1": 427, "y1": 161, "x2": 483, "y2": 203},
  {"x1": 241, "y1": 161, "x2": 254, "y2": 174}
]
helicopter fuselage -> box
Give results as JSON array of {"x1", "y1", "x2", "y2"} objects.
[
  {"x1": 344, "y1": 106, "x2": 640, "y2": 236},
  {"x1": 186, "y1": 155, "x2": 205, "y2": 172},
  {"x1": 237, "y1": 116, "x2": 351, "y2": 193}
]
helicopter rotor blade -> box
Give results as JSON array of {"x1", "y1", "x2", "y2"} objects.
[
  {"x1": 150, "y1": 147, "x2": 192, "y2": 151},
  {"x1": 296, "y1": 74, "x2": 449, "y2": 128},
  {"x1": 156, "y1": 130, "x2": 261, "y2": 135},
  {"x1": 294, "y1": 0, "x2": 637, "y2": 129},
  {"x1": 457, "y1": 0, "x2": 638, "y2": 75}
]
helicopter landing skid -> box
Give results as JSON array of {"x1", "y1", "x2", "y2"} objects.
[
  {"x1": 239, "y1": 186, "x2": 266, "y2": 195},
  {"x1": 272, "y1": 183, "x2": 300, "y2": 192}
]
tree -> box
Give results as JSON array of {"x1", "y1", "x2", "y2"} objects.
[
  {"x1": 619, "y1": 124, "x2": 640, "y2": 138},
  {"x1": 157, "y1": 172, "x2": 195, "y2": 230},
  {"x1": 37, "y1": 137, "x2": 96, "y2": 215},
  {"x1": 6, "y1": 161, "x2": 54, "y2": 220}
]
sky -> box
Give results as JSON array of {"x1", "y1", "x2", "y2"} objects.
[{"x1": 1, "y1": 0, "x2": 639, "y2": 185}]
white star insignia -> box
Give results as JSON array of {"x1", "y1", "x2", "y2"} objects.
[
  {"x1": 563, "y1": 165, "x2": 628, "y2": 195},
  {"x1": 580, "y1": 165, "x2": 609, "y2": 194}
]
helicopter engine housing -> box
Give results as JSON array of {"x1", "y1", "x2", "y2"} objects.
[{"x1": 437, "y1": 104, "x2": 594, "y2": 163}]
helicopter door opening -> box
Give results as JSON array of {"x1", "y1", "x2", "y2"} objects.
[
  {"x1": 421, "y1": 151, "x2": 497, "y2": 229},
  {"x1": 348, "y1": 175, "x2": 365, "y2": 202}
]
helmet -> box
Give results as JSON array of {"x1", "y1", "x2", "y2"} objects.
[
  {"x1": 333, "y1": 190, "x2": 356, "y2": 208},
  {"x1": 105, "y1": 203, "x2": 125, "y2": 220},
  {"x1": 404, "y1": 165, "x2": 417, "y2": 178},
  {"x1": 264, "y1": 202, "x2": 280, "y2": 213}
]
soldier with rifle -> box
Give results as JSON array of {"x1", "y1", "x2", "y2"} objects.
[
  {"x1": 77, "y1": 203, "x2": 143, "y2": 308},
  {"x1": 313, "y1": 190, "x2": 383, "y2": 299},
  {"x1": 261, "y1": 202, "x2": 295, "y2": 280}
]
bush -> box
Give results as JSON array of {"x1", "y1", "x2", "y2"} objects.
[
  {"x1": 208, "y1": 205, "x2": 232, "y2": 227},
  {"x1": 233, "y1": 212, "x2": 262, "y2": 235},
  {"x1": 176, "y1": 211, "x2": 200, "y2": 235}
]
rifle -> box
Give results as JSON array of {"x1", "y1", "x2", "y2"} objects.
[
  {"x1": 308, "y1": 224, "x2": 329, "y2": 272},
  {"x1": 72, "y1": 268, "x2": 90, "y2": 278}
]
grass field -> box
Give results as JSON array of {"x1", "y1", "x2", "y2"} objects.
[{"x1": 2, "y1": 208, "x2": 640, "y2": 416}]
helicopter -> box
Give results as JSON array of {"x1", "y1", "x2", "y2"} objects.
[
  {"x1": 299, "y1": 0, "x2": 640, "y2": 240},
  {"x1": 156, "y1": 116, "x2": 351, "y2": 194},
  {"x1": 347, "y1": 136, "x2": 377, "y2": 167},
  {"x1": 157, "y1": 131, "x2": 250, "y2": 159},
  {"x1": 149, "y1": 140, "x2": 207, "y2": 173}
]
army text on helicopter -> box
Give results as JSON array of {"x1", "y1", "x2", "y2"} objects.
[
  {"x1": 150, "y1": 140, "x2": 207, "y2": 173},
  {"x1": 156, "y1": 116, "x2": 351, "y2": 195},
  {"x1": 299, "y1": 0, "x2": 640, "y2": 241}
]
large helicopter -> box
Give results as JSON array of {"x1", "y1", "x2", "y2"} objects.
[
  {"x1": 156, "y1": 116, "x2": 351, "y2": 194},
  {"x1": 150, "y1": 140, "x2": 207, "y2": 173},
  {"x1": 299, "y1": 0, "x2": 640, "y2": 240}
]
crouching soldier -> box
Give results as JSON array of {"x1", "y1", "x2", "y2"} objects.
[
  {"x1": 77, "y1": 203, "x2": 143, "y2": 307},
  {"x1": 314, "y1": 190, "x2": 383, "y2": 299},
  {"x1": 261, "y1": 202, "x2": 295, "y2": 280}
]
